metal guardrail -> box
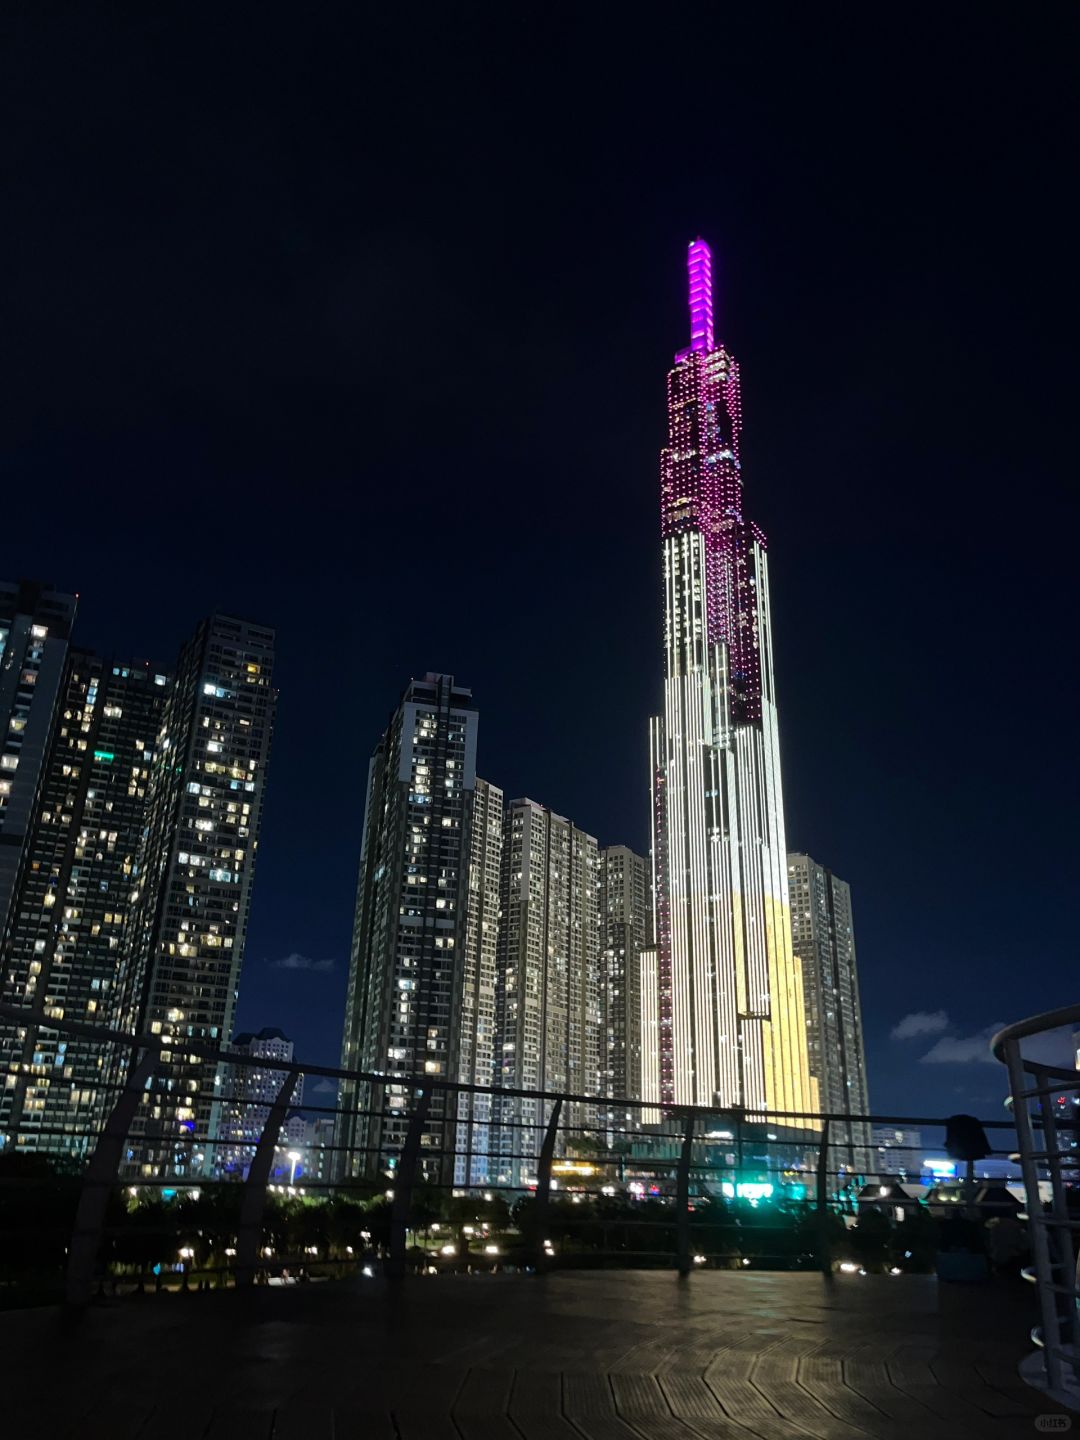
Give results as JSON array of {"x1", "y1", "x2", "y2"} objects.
[
  {"x1": 0, "y1": 1002, "x2": 1036, "y2": 1312},
  {"x1": 993, "y1": 1004, "x2": 1080, "y2": 1402}
]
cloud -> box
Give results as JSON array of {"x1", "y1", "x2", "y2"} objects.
[
  {"x1": 891, "y1": 1010, "x2": 949, "y2": 1040},
  {"x1": 269, "y1": 952, "x2": 336, "y2": 973},
  {"x1": 311, "y1": 1078, "x2": 338, "y2": 1095},
  {"x1": 920, "y1": 1024, "x2": 1005, "y2": 1065}
]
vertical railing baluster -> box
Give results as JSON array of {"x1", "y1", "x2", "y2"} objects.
[
  {"x1": 66, "y1": 1047, "x2": 157, "y2": 1310},
  {"x1": 1005, "y1": 1040, "x2": 1063, "y2": 1393},
  {"x1": 387, "y1": 1086, "x2": 431, "y2": 1279},
  {"x1": 235, "y1": 1068, "x2": 300, "y2": 1288},
  {"x1": 1034, "y1": 1061, "x2": 1077, "y2": 1375},
  {"x1": 816, "y1": 1117, "x2": 832, "y2": 1277},
  {"x1": 534, "y1": 1096, "x2": 563, "y2": 1273},
  {"x1": 676, "y1": 1111, "x2": 695, "y2": 1276}
]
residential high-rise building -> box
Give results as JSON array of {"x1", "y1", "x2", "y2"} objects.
[
  {"x1": 788, "y1": 853, "x2": 870, "y2": 1172},
  {"x1": 337, "y1": 673, "x2": 480, "y2": 1184},
  {"x1": 0, "y1": 582, "x2": 78, "y2": 941},
  {"x1": 0, "y1": 654, "x2": 168, "y2": 1157},
  {"x1": 871, "y1": 1126, "x2": 922, "y2": 1180},
  {"x1": 454, "y1": 776, "x2": 503, "y2": 1185},
  {"x1": 494, "y1": 799, "x2": 601, "y2": 1187},
  {"x1": 214, "y1": 1026, "x2": 302, "y2": 1177},
  {"x1": 303, "y1": 1115, "x2": 338, "y2": 1187},
  {"x1": 122, "y1": 615, "x2": 276, "y2": 1178},
  {"x1": 599, "y1": 845, "x2": 650, "y2": 1134},
  {"x1": 649, "y1": 240, "x2": 817, "y2": 1121}
]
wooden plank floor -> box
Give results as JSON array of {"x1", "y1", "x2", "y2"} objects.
[{"x1": 3, "y1": 1270, "x2": 1072, "y2": 1438}]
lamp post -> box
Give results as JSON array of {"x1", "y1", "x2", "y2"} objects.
[{"x1": 288, "y1": 1150, "x2": 301, "y2": 1185}]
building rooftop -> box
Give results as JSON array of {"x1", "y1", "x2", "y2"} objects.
[{"x1": 231, "y1": 1027, "x2": 291, "y2": 1047}]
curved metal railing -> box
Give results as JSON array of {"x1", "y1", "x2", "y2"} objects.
[
  {"x1": 992, "y1": 1003, "x2": 1080, "y2": 1401},
  {"x1": 0, "y1": 1001, "x2": 1036, "y2": 1311}
]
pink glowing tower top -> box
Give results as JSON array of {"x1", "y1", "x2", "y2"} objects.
[
  {"x1": 686, "y1": 237, "x2": 714, "y2": 352},
  {"x1": 661, "y1": 238, "x2": 763, "y2": 723}
]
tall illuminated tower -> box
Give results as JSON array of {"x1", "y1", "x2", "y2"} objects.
[
  {"x1": 337, "y1": 673, "x2": 481, "y2": 1184},
  {"x1": 788, "y1": 853, "x2": 870, "y2": 1170},
  {"x1": 122, "y1": 614, "x2": 276, "y2": 1177},
  {"x1": 650, "y1": 239, "x2": 817, "y2": 1121},
  {"x1": 494, "y1": 799, "x2": 601, "y2": 1187},
  {"x1": 599, "y1": 845, "x2": 650, "y2": 1134},
  {"x1": 0, "y1": 653, "x2": 168, "y2": 1158}
]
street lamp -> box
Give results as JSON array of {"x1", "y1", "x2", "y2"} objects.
[{"x1": 288, "y1": 1150, "x2": 301, "y2": 1185}]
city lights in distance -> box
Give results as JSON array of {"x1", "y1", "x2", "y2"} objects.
[{"x1": 720, "y1": 1181, "x2": 774, "y2": 1202}]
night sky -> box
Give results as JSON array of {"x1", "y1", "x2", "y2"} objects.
[{"x1": 4, "y1": 7, "x2": 1077, "y2": 1121}]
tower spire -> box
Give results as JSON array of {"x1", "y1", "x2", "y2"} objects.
[{"x1": 687, "y1": 237, "x2": 714, "y2": 352}]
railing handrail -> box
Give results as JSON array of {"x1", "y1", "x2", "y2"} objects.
[
  {"x1": 0, "y1": 1002, "x2": 1012, "y2": 1133},
  {"x1": 0, "y1": 998, "x2": 1058, "y2": 1315},
  {"x1": 991, "y1": 1003, "x2": 1080, "y2": 1062}
]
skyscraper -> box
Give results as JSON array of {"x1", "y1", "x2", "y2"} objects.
[
  {"x1": 788, "y1": 853, "x2": 870, "y2": 1171},
  {"x1": 599, "y1": 844, "x2": 650, "y2": 1133},
  {"x1": 122, "y1": 614, "x2": 276, "y2": 1178},
  {"x1": 0, "y1": 582, "x2": 78, "y2": 942},
  {"x1": 0, "y1": 654, "x2": 168, "y2": 1157},
  {"x1": 214, "y1": 1026, "x2": 302, "y2": 1178},
  {"x1": 494, "y1": 798, "x2": 602, "y2": 1187},
  {"x1": 454, "y1": 776, "x2": 503, "y2": 1185},
  {"x1": 871, "y1": 1126, "x2": 922, "y2": 1180},
  {"x1": 337, "y1": 673, "x2": 480, "y2": 1183},
  {"x1": 649, "y1": 241, "x2": 817, "y2": 1120}
]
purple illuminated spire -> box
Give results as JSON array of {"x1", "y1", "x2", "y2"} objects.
[{"x1": 687, "y1": 237, "x2": 714, "y2": 352}]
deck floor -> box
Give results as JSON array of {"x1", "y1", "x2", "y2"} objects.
[{"x1": 2, "y1": 1270, "x2": 1074, "y2": 1437}]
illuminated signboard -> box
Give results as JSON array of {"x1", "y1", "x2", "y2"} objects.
[{"x1": 923, "y1": 1158, "x2": 957, "y2": 1180}]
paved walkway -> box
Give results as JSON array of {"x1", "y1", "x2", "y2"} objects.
[{"x1": 2, "y1": 1270, "x2": 1073, "y2": 1437}]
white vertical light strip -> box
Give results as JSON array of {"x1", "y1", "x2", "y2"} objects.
[
  {"x1": 664, "y1": 537, "x2": 689, "y2": 1101},
  {"x1": 639, "y1": 945, "x2": 660, "y2": 1123},
  {"x1": 708, "y1": 645, "x2": 739, "y2": 1107}
]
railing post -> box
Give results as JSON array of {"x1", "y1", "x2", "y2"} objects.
[
  {"x1": 676, "y1": 1110, "x2": 694, "y2": 1276},
  {"x1": 66, "y1": 1046, "x2": 157, "y2": 1310},
  {"x1": 235, "y1": 1068, "x2": 300, "y2": 1289},
  {"x1": 386, "y1": 1085, "x2": 431, "y2": 1279},
  {"x1": 1005, "y1": 1039, "x2": 1064, "y2": 1393},
  {"x1": 816, "y1": 1117, "x2": 832, "y2": 1277},
  {"x1": 1034, "y1": 1062, "x2": 1078, "y2": 1364},
  {"x1": 534, "y1": 1096, "x2": 562, "y2": 1274}
]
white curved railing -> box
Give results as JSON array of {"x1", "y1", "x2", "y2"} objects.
[{"x1": 993, "y1": 1004, "x2": 1080, "y2": 1403}]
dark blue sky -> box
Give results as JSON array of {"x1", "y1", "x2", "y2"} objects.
[{"x1": 4, "y1": 5, "x2": 1077, "y2": 1120}]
